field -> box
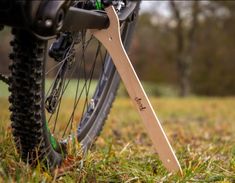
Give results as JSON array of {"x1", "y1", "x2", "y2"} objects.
[{"x1": 1, "y1": 90, "x2": 235, "y2": 182}]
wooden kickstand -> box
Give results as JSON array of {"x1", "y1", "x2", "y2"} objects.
[{"x1": 90, "y1": 6, "x2": 182, "y2": 174}]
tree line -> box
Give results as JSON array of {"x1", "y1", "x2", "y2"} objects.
[
  {"x1": 0, "y1": 1, "x2": 235, "y2": 96},
  {"x1": 130, "y1": 1, "x2": 235, "y2": 96}
]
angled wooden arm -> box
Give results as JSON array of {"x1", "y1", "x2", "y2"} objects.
[{"x1": 90, "y1": 6, "x2": 182, "y2": 174}]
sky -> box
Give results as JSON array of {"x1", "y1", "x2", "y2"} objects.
[
  {"x1": 140, "y1": 1, "x2": 152, "y2": 11},
  {"x1": 139, "y1": 1, "x2": 171, "y2": 17}
]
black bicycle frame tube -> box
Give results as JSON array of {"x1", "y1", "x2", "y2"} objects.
[
  {"x1": 61, "y1": 2, "x2": 138, "y2": 33},
  {"x1": 0, "y1": 0, "x2": 138, "y2": 38}
]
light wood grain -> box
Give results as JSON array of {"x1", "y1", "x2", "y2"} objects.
[{"x1": 90, "y1": 6, "x2": 182, "y2": 174}]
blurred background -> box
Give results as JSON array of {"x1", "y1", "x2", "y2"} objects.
[
  {"x1": 1, "y1": 1, "x2": 235, "y2": 97},
  {"x1": 131, "y1": 1, "x2": 235, "y2": 97}
]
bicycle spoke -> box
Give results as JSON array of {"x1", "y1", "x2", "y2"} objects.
[
  {"x1": 45, "y1": 44, "x2": 75, "y2": 98},
  {"x1": 53, "y1": 36, "x2": 94, "y2": 108},
  {"x1": 45, "y1": 32, "x2": 99, "y2": 138},
  {"x1": 45, "y1": 52, "x2": 74, "y2": 76},
  {"x1": 52, "y1": 77, "x2": 66, "y2": 133},
  {"x1": 62, "y1": 35, "x2": 92, "y2": 137},
  {"x1": 62, "y1": 45, "x2": 102, "y2": 138},
  {"x1": 48, "y1": 53, "x2": 80, "y2": 125},
  {"x1": 70, "y1": 73, "x2": 81, "y2": 133},
  {"x1": 81, "y1": 42, "x2": 101, "y2": 118}
]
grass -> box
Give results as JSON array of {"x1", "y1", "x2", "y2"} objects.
[
  {"x1": 1, "y1": 92, "x2": 235, "y2": 182},
  {"x1": 0, "y1": 80, "x2": 178, "y2": 98}
]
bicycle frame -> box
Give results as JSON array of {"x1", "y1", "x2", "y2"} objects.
[
  {"x1": 0, "y1": 0, "x2": 138, "y2": 39},
  {"x1": 0, "y1": 0, "x2": 183, "y2": 174}
]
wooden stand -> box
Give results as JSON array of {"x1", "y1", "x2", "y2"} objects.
[{"x1": 90, "y1": 6, "x2": 182, "y2": 174}]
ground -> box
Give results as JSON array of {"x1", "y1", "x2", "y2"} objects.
[{"x1": 0, "y1": 96, "x2": 235, "y2": 182}]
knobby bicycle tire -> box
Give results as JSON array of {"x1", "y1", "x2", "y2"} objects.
[{"x1": 9, "y1": 2, "x2": 140, "y2": 169}]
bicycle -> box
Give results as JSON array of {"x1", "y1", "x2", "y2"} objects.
[
  {"x1": 0, "y1": 0, "x2": 141, "y2": 170},
  {"x1": 0, "y1": 0, "x2": 182, "y2": 173}
]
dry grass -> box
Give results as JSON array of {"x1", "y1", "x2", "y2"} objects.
[{"x1": 1, "y1": 96, "x2": 235, "y2": 182}]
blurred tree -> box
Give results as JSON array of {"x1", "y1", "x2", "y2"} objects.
[
  {"x1": 130, "y1": 11, "x2": 178, "y2": 85},
  {"x1": 191, "y1": 1, "x2": 235, "y2": 96},
  {"x1": 131, "y1": 1, "x2": 235, "y2": 96},
  {"x1": 170, "y1": 0, "x2": 199, "y2": 96}
]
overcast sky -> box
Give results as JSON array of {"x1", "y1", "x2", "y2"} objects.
[
  {"x1": 140, "y1": 1, "x2": 171, "y2": 17},
  {"x1": 140, "y1": 1, "x2": 152, "y2": 12}
]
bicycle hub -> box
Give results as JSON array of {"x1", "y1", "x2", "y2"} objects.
[{"x1": 0, "y1": 0, "x2": 72, "y2": 37}]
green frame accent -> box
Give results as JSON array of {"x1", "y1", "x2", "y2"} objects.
[
  {"x1": 95, "y1": 0, "x2": 104, "y2": 10},
  {"x1": 46, "y1": 121, "x2": 58, "y2": 149}
]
